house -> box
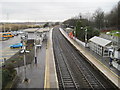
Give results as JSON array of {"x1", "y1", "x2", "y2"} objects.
[
  {"x1": 100, "y1": 33, "x2": 120, "y2": 46},
  {"x1": 88, "y1": 36, "x2": 112, "y2": 57}
]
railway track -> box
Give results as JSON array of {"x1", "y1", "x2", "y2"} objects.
[
  {"x1": 59, "y1": 34, "x2": 106, "y2": 89},
  {"x1": 53, "y1": 34, "x2": 78, "y2": 89},
  {"x1": 52, "y1": 27, "x2": 117, "y2": 90}
]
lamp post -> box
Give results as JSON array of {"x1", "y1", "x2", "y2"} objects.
[
  {"x1": 21, "y1": 35, "x2": 29, "y2": 82},
  {"x1": 81, "y1": 27, "x2": 88, "y2": 47},
  {"x1": 111, "y1": 33, "x2": 115, "y2": 59},
  {"x1": 23, "y1": 44, "x2": 28, "y2": 82},
  {"x1": 34, "y1": 28, "x2": 39, "y2": 64},
  {"x1": 34, "y1": 31, "x2": 37, "y2": 64},
  {"x1": 85, "y1": 28, "x2": 88, "y2": 47}
]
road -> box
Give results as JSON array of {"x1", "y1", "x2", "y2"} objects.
[
  {"x1": 0, "y1": 35, "x2": 22, "y2": 66},
  {"x1": 52, "y1": 27, "x2": 117, "y2": 89}
]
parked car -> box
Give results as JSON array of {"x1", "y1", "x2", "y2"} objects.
[
  {"x1": 11, "y1": 31, "x2": 19, "y2": 36},
  {"x1": 10, "y1": 43, "x2": 23, "y2": 48}
]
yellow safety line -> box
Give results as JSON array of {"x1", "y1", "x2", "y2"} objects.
[
  {"x1": 51, "y1": 29, "x2": 59, "y2": 88},
  {"x1": 44, "y1": 32, "x2": 50, "y2": 89}
]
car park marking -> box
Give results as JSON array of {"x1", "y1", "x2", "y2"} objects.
[
  {"x1": 0, "y1": 47, "x2": 10, "y2": 52},
  {"x1": 0, "y1": 48, "x2": 20, "y2": 53},
  {"x1": 0, "y1": 57, "x2": 9, "y2": 60},
  {"x1": 0, "y1": 50, "x2": 20, "y2": 60},
  {"x1": 0, "y1": 46, "x2": 21, "y2": 52},
  {"x1": 2, "y1": 51, "x2": 19, "y2": 53},
  {"x1": 2, "y1": 53, "x2": 16, "y2": 56},
  {"x1": 1, "y1": 51, "x2": 19, "y2": 57}
]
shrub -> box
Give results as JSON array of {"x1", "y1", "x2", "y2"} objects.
[{"x1": 2, "y1": 65, "x2": 16, "y2": 88}]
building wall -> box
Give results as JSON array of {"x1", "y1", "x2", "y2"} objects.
[
  {"x1": 89, "y1": 42, "x2": 103, "y2": 56},
  {"x1": 89, "y1": 42, "x2": 109, "y2": 57}
]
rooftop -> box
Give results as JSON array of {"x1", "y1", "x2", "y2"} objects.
[{"x1": 89, "y1": 36, "x2": 112, "y2": 47}]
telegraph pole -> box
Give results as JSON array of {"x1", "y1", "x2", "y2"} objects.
[{"x1": 23, "y1": 43, "x2": 28, "y2": 82}]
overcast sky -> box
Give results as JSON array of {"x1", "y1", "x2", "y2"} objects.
[{"x1": 0, "y1": 0, "x2": 119, "y2": 22}]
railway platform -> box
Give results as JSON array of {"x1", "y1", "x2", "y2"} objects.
[
  {"x1": 59, "y1": 28, "x2": 120, "y2": 89},
  {"x1": 44, "y1": 28, "x2": 59, "y2": 89},
  {"x1": 12, "y1": 28, "x2": 58, "y2": 89}
]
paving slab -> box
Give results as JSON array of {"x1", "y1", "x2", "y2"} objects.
[{"x1": 44, "y1": 28, "x2": 58, "y2": 89}]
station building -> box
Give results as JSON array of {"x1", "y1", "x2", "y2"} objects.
[{"x1": 88, "y1": 36, "x2": 112, "y2": 57}]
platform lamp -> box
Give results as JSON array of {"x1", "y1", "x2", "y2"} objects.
[
  {"x1": 21, "y1": 35, "x2": 30, "y2": 82},
  {"x1": 34, "y1": 28, "x2": 39, "y2": 64},
  {"x1": 111, "y1": 33, "x2": 115, "y2": 59},
  {"x1": 85, "y1": 28, "x2": 88, "y2": 47}
]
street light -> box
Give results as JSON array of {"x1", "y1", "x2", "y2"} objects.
[
  {"x1": 34, "y1": 31, "x2": 37, "y2": 64},
  {"x1": 34, "y1": 28, "x2": 39, "y2": 64},
  {"x1": 21, "y1": 35, "x2": 29, "y2": 82},
  {"x1": 81, "y1": 27, "x2": 88, "y2": 47},
  {"x1": 111, "y1": 33, "x2": 115, "y2": 59},
  {"x1": 85, "y1": 28, "x2": 88, "y2": 47}
]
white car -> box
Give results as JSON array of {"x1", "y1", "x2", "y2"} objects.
[{"x1": 36, "y1": 44, "x2": 42, "y2": 48}]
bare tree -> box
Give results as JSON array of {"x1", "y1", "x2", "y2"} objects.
[
  {"x1": 93, "y1": 8, "x2": 104, "y2": 30},
  {"x1": 118, "y1": 1, "x2": 120, "y2": 30}
]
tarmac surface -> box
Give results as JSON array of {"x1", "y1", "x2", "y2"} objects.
[
  {"x1": 0, "y1": 35, "x2": 22, "y2": 67},
  {"x1": 15, "y1": 41, "x2": 46, "y2": 88}
]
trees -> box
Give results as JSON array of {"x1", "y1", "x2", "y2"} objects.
[
  {"x1": 43, "y1": 22, "x2": 49, "y2": 28},
  {"x1": 62, "y1": 1, "x2": 119, "y2": 41},
  {"x1": 104, "y1": 1, "x2": 120, "y2": 30},
  {"x1": 63, "y1": 18, "x2": 77, "y2": 28},
  {"x1": 63, "y1": 15, "x2": 100, "y2": 41},
  {"x1": 1, "y1": 23, "x2": 30, "y2": 32},
  {"x1": 2, "y1": 66, "x2": 16, "y2": 88},
  {"x1": 118, "y1": 1, "x2": 120, "y2": 30},
  {"x1": 75, "y1": 20, "x2": 83, "y2": 40},
  {"x1": 93, "y1": 8, "x2": 104, "y2": 30}
]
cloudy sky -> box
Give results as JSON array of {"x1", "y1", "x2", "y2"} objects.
[{"x1": 0, "y1": 0, "x2": 119, "y2": 22}]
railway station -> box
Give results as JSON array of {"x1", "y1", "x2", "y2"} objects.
[
  {"x1": 1, "y1": 27, "x2": 119, "y2": 89},
  {"x1": 1, "y1": 1, "x2": 120, "y2": 90}
]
